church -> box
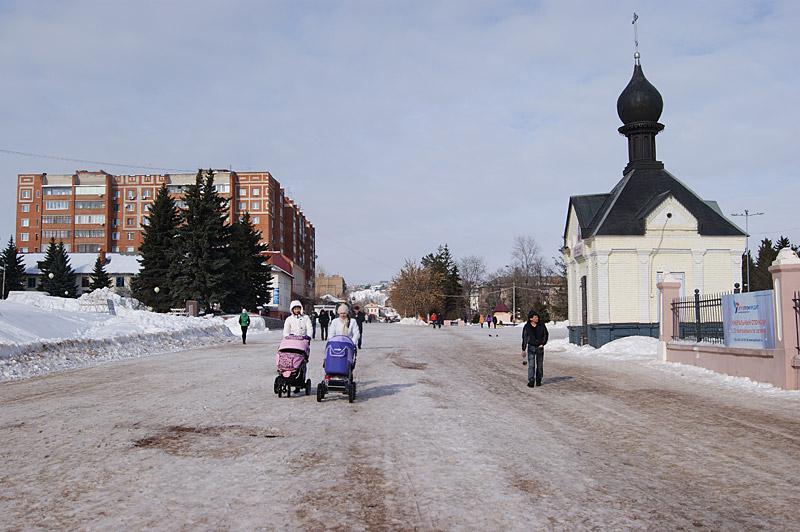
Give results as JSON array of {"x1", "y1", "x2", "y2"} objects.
[{"x1": 562, "y1": 52, "x2": 746, "y2": 347}]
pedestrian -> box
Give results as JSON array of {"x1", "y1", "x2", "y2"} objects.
[
  {"x1": 430, "y1": 311, "x2": 438, "y2": 328},
  {"x1": 485, "y1": 313, "x2": 493, "y2": 329},
  {"x1": 239, "y1": 308, "x2": 250, "y2": 345},
  {"x1": 479, "y1": 314, "x2": 485, "y2": 328},
  {"x1": 330, "y1": 304, "x2": 360, "y2": 369},
  {"x1": 437, "y1": 314, "x2": 444, "y2": 329},
  {"x1": 354, "y1": 305, "x2": 366, "y2": 349},
  {"x1": 283, "y1": 300, "x2": 313, "y2": 338},
  {"x1": 521, "y1": 310, "x2": 549, "y2": 387},
  {"x1": 318, "y1": 308, "x2": 330, "y2": 340},
  {"x1": 311, "y1": 310, "x2": 318, "y2": 339},
  {"x1": 492, "y1": 315, "x2": 498, "y2": 329}
]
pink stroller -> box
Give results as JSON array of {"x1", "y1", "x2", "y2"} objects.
[{"x1": 274, "y1": 335, "x2": 311, "y2": 398}]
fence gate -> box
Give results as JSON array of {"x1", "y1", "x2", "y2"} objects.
[{"x1": 580, "y1": 275, "x2": 588, "y2": 345}]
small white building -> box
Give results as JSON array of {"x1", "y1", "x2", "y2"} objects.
[
  {"x1": 22, "y1": 253, "x2": 140, "y2": 295},
  {"x1": 562, "y1": 54, "x2": 746, "y2": 347}
]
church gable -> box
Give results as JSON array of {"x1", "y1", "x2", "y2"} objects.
[{"x1": 644, "y1": 194, "x2": 697, "y2": 233}]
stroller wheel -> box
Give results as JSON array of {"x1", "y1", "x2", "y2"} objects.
[
  {"x1": 316, "y1": 383, "x2": 324, "y2": 402},
  {"x1": 305, "y1": 379, "x2": 312, "y2": 396},
  {"x1": 348, "y1": 382, "x2": 356, "y2": 403},
  {"x1": 274, "y1": 376, "x2": 281, "y2": 395},
  {"x1": 286, "y1": 384, "x2": 291, "y2": 398}
]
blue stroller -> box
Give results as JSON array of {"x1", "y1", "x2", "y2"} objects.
[{"x1": 317, "y1": 335, "x2": 357, "y2": 403}]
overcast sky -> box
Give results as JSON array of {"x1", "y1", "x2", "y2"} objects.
[{"x1": 1, "y1": 1, "x2": 798, "y2": 284}]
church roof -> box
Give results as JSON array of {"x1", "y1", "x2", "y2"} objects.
[{"x1": 567, "y1": 167, "x2": 745, "y2": 239}]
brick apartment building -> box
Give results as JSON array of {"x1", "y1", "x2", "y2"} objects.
[{"x1": 14, "y1": 169, "x2": 315, "y2": 299}]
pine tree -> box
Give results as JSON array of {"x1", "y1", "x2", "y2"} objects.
[
  {"x1": 750, "y1": 238, "x2": 777, "y2": 291},
  {"x1": 89, "y1": 255, "x2": 111, "y2": 291},
  {"x1": 1, "y1": 236, "x2": 26, "y2": 299},
  {"x1": 225, "y1": 212, "x2": 272, "y2": 311},
  {"x1": 131, "y1": 184, "x2": 180, "y2": 311},
  {"x1": 774, "y1": 236, "x2": 791, "y2": 252},
  {"x1": 169, "y1": 169, "x2": 232, "y2": 312},
  {"x1": 421, "y1": 244, "x2": 462, "y2": 319},
  {"x1": 42, "y1": 241, "x2": 77, "y2": 298}
]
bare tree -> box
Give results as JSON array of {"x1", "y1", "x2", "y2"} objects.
[
  {"x1": 458, "y1": 255, "x2": 486, "y2": 312},
  {"x1": 389, "y1": 259, "x2": 441, "y2": 318},
  {"x1": 508, "y1": 236, "x2": 553, "y2": 320}
]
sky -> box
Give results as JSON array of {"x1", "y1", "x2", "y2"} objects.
[{"x1": 0, "y1": 0, "x2": 798, "y2": 285}]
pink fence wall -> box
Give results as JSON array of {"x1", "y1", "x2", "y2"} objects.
[{"x1": 657, "y1": 248, "x2": 800, "y2": 390}]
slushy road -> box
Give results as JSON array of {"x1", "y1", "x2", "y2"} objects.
[{"x1": 2, "y1": 324, "x2": 800, "y2": 530}]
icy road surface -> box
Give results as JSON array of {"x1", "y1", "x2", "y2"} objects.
[{"x1": 2, "y1": 324, "x2": 800, "y2": 530}]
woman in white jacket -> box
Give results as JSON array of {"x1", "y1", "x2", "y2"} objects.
[
  {"x1": 329, "y1": 304, "x2": 360, "y2": 347},
  {"x1": 283, "y1": 300, "x2": 313, "y2": 338}
]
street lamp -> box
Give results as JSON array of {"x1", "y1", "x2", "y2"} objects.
[{"x1": 154, "y1": 286, "x2": 160, "y2": 293}]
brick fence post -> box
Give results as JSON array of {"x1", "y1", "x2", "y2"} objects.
[
  {"x1": 769, "y1": 247, "x2": 800, "y2": 390},
  {"x1": 656, "y1": 274, "x2": 682, "y2": 361}
]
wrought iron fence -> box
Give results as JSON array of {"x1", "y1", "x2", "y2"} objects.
[
  {"x1": 793, "y1": 291, "x2": 800, "y2": 355},
  {"x1": 671, "y1": 289, "x2": 728, "y2": 344}
]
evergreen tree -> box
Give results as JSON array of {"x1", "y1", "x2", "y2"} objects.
[
  {"x1": 169, "y1": 169, "x2": 232, "y2": 311},
  {"x1": 1, "y1": 236, "x2": 26, "y2": 299},
  {"x1": 89, "y1": 255, "x2": 111, "y2": 291},
  {"x1": 750, "y1": 238, "x2": 778, "y2": 291},
  {"x1": 774, "y1": 236, "x2": 791, "y2": 252},
  {"x1": 41, "y1": 241, "x2": 77, "y2": 298},
  {"x1": 225, "y1": 212, "x2": 272, "y2": 311},
  {"x1": 131, "y1": 184, "x2": 180, "y2": 311},
  {"x1": 421, "y1": 244, "x2": 462, "y2": 319}
]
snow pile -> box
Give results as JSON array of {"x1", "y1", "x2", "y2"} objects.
[
  {"x1": 594, "y1": 335, "x2": 660, "y2": 361},
  {"x1": 223, "y1": 315, "x2": 271, "y2": 335},
  {"x1": 0, "y1": 292, "x2": 235, "y2": 381},
  {"x1": 399, "y1": 317, "x2": 428, "y2": 326}
]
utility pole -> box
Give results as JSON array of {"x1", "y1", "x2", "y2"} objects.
[
  {"x1": 512, "y1": 281, "x2": 516, "y2": 324},
  {"x1": 731, "y1": 209, "x2": 764, "y2": 292}
]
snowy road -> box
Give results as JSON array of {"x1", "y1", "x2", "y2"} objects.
[{"x1": 2, "y1": 324, "x2": 800, "y2": 530}]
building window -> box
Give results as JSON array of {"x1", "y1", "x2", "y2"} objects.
[
  {"x1": 74, "y1": 185, "x2": 105, "y2": 195},
  {"x1": 21, "y1": 204, "x2": 30, "y2": 213},
  {"x1": 125, "y1": 204, "x2": 135, "y2": 212},
  {"x1": 126, "y1": 217, "x2": 135, "y2": 226},
  {"x1": 239, "y1": 188, "x2": 247, "y2": 196},
  {"x1": 45, "y1": 201, "x2": 69, "y2": 210},
  {"x1": 142, "y1": 189, "x2": 151, "y2": 198},
  {"x1": 251, "y1": 201, "x2": 260, "y2": 210},
  {"x1": 252, "y1": 216, "x2": 260, "y2": 224},
  {"x1": 43, "y1": 230, "x2": 70, "y2": 239},
  {"x1": 127, "y1": 190, "x2": 136, "y2": 200},
  {"x1": 252, "y1": 188, "x2": 260, "y2": 196},
  {"x1": 114, "y1": 190, "x2": 121, "y2": 199},
  {"x1": 20, "y1": 233, "x2": 29, "y2": 241},
  {"x1": 125, "y1": 246, "x2": 134, "y2": 253},
  {"x1": 43, "y1": 187, "x2": 71, "y2": 196},
  {"x1": 20, "y1": 218, "x2": 29, "y2": 227},
  {"x1": 127, "y1": 232, "x2": 134, "y2": 240},
  {"x1": 116, "y1": 277, "x2": 125, "y2": 287},
  {"x1": 112, "y1": 232, "x2": 120, "y2": 240},
  {"x1": 74, "y1": 230, "x2": 104, "y2": 238},
  {"x1": 75, "y1": 214, "x2": 105, "y2": 224},
  {"x1": 82, "y1": 277, "x2": 91, "y2": 288},
  {"x1": 112, "y1": 246, "x2": 120, "y2": 252},
  {"x1": 238, "y1": 202, "x2": 246, "y2": 210},
  {"x1": 43, "y1": 215, "x2": 71, "y2": 224},
  {"x1": 27, "y1": 277, "x2": 36, "y2": 288},
  {"x1": 76, "y1": 244, "x2": 101, "y2": 253},
  {"x1": 75, "y1": 201, "x2": 104, "y2": 210},
  {"x1": 20, "y1": 189, "x2": 32, "y2": 199}
]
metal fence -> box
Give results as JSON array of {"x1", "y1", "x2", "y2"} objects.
[
  {"x1": 793, "y1": 291, "x2": 800, "y2": 355},
  {"x1": 671, "y1": 289, "x2": 728, "y2": 344}
]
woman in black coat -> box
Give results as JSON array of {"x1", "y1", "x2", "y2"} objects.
[{"x1": 521, "y1": 310, "x2": 548, "y2": 387}]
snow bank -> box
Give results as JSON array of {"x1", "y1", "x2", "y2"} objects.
[
  {"x1": 399, "y1": 317, "x2": 428, "y2": 326},
  {"x1": 223, "y1": 315, "x2": 271, "y2": 335},
  {"x1": 0, "y1": 292, "x2": 235, "y2": 382}
]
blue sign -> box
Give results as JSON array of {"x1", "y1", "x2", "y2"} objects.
[
  {"x1": 722, "y1": 290, "x2": 776, "y2": 349},
  {"x1": 272, "y1": 287, "x2": 280, "y2": 306}
]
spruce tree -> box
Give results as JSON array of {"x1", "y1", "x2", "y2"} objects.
[
  {"x1": 750, "y1": 238, "x2": 777, "y2": 291},
  {"x1": 89, "y1": 255, "x2": 111, "y2": 291},
  {"x1": 169, "y1": 169, "x2": 232, "y2": 312},
  {"x1": 131, "y1": 184, "x2": 180, "y2": 311},
  {"x1": 422, "y1": 244, "x2": 462, "y2": 319},
  {"x1": 42, "y1": 241, "x2": 77, "y2": 298},
  {"x1": 38, "y1": 238, "x2": 58, "y2": 294},
  {"x1": 225, "y1": 212, "x2": 272, "y2": 311},
  {"x1": 1, "y1": 236, "x2": 26, "y2": 299}
]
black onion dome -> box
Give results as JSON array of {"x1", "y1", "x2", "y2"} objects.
[{"x1": 617, "y1": 63, "x2": 663, "y2": 124}]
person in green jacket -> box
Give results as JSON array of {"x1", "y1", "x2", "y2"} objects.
[{"x1": 239, "y1": 308, "x2": 251, "y2": 344}]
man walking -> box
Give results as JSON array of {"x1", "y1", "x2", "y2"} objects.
[
  {"x1": 311, "y1": 310, "x2": 318, "y2": 339},
  {"x1": 521, "y1": 310, "x2": 548, "y2": 387},
  {"x1": 239, "y1": 308, "x2": 251, "y2": 345},
  {"x1": 354, "y1": 305, "x2": 366, "y2": 349},
  {"x1": 318, "y1": 308, "x2": 330, "y2": 340}
]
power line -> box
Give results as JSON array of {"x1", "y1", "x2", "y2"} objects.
[{"x1": 0, "y1": 147, "x2": 193, "y2": 173}]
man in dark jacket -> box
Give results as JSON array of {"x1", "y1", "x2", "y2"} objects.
[
  {"x1": 521, "y1": 310, "x2": 548, "y2": 387},
  {"x1": 318, "y1": 308, "x2": 330, "y2": 340},
  {"x1": 354, "y1": 305, "x2": 366, "y2": 349},
  {"x1": 310, "y1": 310, "x2": 318, "y2": 339}
]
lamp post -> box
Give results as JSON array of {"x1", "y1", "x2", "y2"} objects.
[{"x1": 47, "y1": 272, "x2": 54, "y2": 296}]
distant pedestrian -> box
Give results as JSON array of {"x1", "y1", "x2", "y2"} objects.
[
  {"x1": 521, "y1": 310, "x2": 549, "y2": 387},
  {"x1": 318, "y1": 308, "x2": 330, "y2": 340},
  {"x1": 311, "y1": 310, "x2": 318, "y2": 339},
  {"x1": 430, "y1": 312, "x2": 438, "y2": 328},
  {"x1": 239, "y1": 308, "x2": 250, "y2": 345},
  {"x1": 485, "y1": 314, "x2": 493, "y2": 329},
  {"x1": 479, "y1": 314, "x2": 485, "y2": 328},
  {"x1": 354, "y1": 305, "x2": 366, "y2": 349},
  {"x1": 492, "y1": 315, "x2": 498, "y2": 329}
]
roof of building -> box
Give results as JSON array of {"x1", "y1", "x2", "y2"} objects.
[
  {"x1": 617, "y1": 62, "x2": 663, "y2": 124},
  {"x1": 494, "y1": 302, "x2": 509, "y2": 313},
  {"x1": 566, "y1": 167, "x2": 745, "y2": 239},
  {"x1": 22, "y1": 253, "x2": 141, "y2": 275}
]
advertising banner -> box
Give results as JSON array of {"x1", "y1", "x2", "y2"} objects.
[
  {"x1": 272, "y1": 287, "x2": 280, "y2": 306},
  {"x1": 721, "y1": 290, "x2": 776, "y2": 349}
]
